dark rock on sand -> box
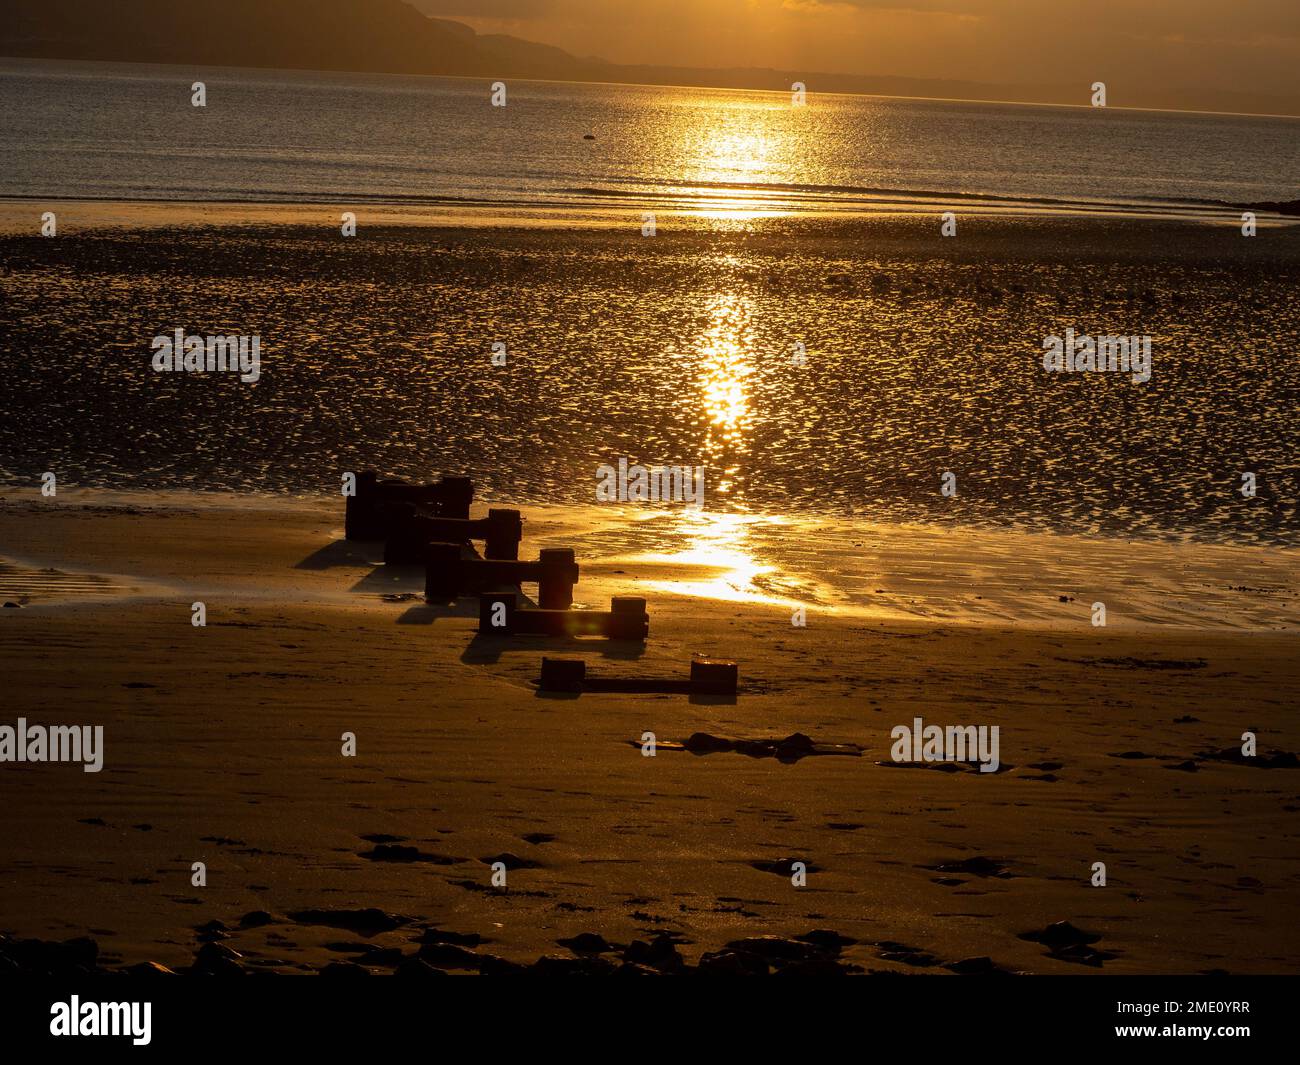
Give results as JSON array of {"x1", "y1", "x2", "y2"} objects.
[
  {"x1": 684, "y1": 732, "x2": 734, "y2": 753},
  {"x1": 239, "y1": 910, "x2": 276, "y2": 927},
  {"x1": 558, "y1": 932, "x2": 613, "y2": 955},
  {"x1": 1022, "y1": 921, "x2": 1100, "y2": 949},
  {"x1": 1019, "y1": 921, "x2": 1118, "y2": 967},
  {"x1": 1198, "y1": 745, "x2": 1299, "y2": 769},
  {"x1": 192, "y1": 942, "x2": 244, "y2": 976},
  {"x1": 875, "y1": 759, "x2": 963, "y2": 772},
  {"x1": 926, "y1": 856, "x2": 1014, "y2": 879},
  {"x1": 194, "y1": 919, "x2": 230, "y2": 941},
  {"x1": 682, "y1": 731, "x2": 860, "y2": 762},
  {"x1": 622, "y1": 934, "x2": 685, "y2": 972},
  {"x1": 0, "y1": 935, "x2": 102, "y2": 976}
]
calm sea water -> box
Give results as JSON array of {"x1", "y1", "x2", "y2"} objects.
[
  {"x1": 2, "y1": 60, "x2": 1298, "y2": 549},
  {"x1": 2, "y1": 58, "x2": 1299, "y2": 214}
]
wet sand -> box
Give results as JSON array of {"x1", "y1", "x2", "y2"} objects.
[
  {"x1": 1, "y1": 491, "x2": 1297, "y2": 975},
  {"x1": 1, "y1": 210, "x2": 1298, "y2": 544}
]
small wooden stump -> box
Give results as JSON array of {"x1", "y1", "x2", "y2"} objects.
[
  {"x1": 539, "y1": 657, "x2": 586, "y2": 692},
  {"x1": 689, "y1": 657, "x2": 739, "y2": 695},
  {"x1": 537, "y1": 655, "x2": 738, "y2": 695}
]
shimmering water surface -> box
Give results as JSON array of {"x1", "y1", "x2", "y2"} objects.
[
  {"x1": 3, "y1": 58, "x2": 1299, "y2": 214},
  {"x1": 1, "y1": 222, "x2": 1297, "y2": 547},
  {"x1": 1, "y1": 61, "x2": 1297, "y2": 549}
]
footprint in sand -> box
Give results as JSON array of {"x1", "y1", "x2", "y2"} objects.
[
  {"x1": 750, "y1": 858, "x2": 823, "y2": 876},
  {"x1": 481, "y1": 851, "x2": 542, "y2": 870},
  {"x1": 520, "y1": 832, "x2": 556, "y2": 844},
  {"x1": 360, "y1": 844, "x2": 462, "y2": 865}
]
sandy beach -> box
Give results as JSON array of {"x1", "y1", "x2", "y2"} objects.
[
  {"x1": 1, "y1": 487, "x2": 1296, "y2": 976},
  {"x1": 4, "y1": 13, "x2": 1300, "y2": 1048},
  {"x1": 2, "y1": 187, "x2": 1298, "y2": 979}
]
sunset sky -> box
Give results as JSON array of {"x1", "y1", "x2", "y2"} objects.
[{"x1": 413, "y1": 0, "x2": 1300, "y2": 95}]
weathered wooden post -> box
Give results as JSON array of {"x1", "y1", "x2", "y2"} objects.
[
  {"x1": 423, "y1": 545, "x2": 578, "y2": 606},
  {"x1": 423, "y1": 542, "x2": 463, "y2": 599},
  {"x1": 537, "y1": 655, "x2": 738, "y2": 694},
  {"x1": 344, "y1": 470, "x2": 382, "y2": 540},
  {"x1": 608, "y1": 597, "x2": 649, "y2": 641},
  {"x1": 539, "y1": 657, "x2": 586, "y2": 692},
  {"x1": 346, "y1": 472, "x2": 475, "y2": 540},
  {"x1": 483, "y1": 509, "x2": 523, "y2": 560},
  {"x1": 476, "y1": 594, "x2": 648, "y2": 641},
  {"x1": 385, "y1": 508, "x2": 523, "y2": 566},
  {"x1": 536, "y1": 548, "x2": 577, "y2": 608},
  {"x1": 690, "y1": 657, "x2": 739, "y2": 695}
]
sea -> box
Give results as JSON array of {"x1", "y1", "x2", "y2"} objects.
[
  {"x1": 2, "y1": 58, "x2": 1298, "y2": 215},
  {"x1": 1, "y1": 59, "x2": 1298, "y2": 551}
]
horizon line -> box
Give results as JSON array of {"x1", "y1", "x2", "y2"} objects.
[{"x1": 4, "y1": 53, "x2": 1299, "y2": 122}]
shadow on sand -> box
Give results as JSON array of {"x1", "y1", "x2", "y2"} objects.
[
  {"x1": 295, "y1": 539, "x2": 383, "y2": 570},
  {"x1": 461, "y1": 633, "x2": 646, "y2": 665}
]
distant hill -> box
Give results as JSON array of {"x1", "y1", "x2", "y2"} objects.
[{"x1": 4, "y1": 0, "x2": 1298, "y2": 117}]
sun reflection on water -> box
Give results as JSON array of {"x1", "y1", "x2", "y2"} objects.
[
  {"x1": 661, "y1": 100, "x2": 806, "y2": 219},
  {"x1": 631, "y1": 508, "x2": 801, "y2": 607},
  {"x1": 696, "y1": 292, "x2": 754, "y2": 498}
]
